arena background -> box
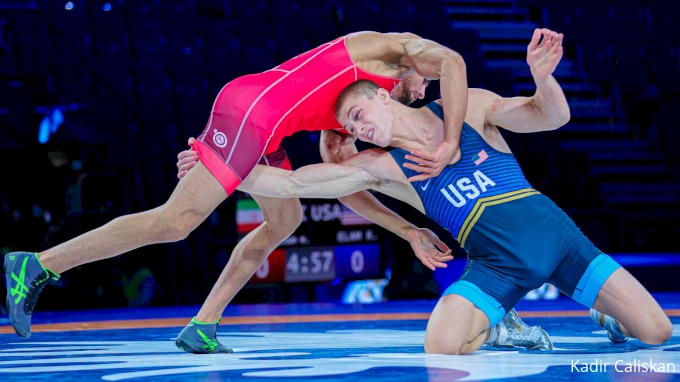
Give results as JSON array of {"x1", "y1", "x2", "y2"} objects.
[{"x1": 0, "y1": 0, "x2": 679, "y2": 311}]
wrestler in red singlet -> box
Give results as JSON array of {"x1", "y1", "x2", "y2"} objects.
[{"x1": 193, "y1": 35, "x2": 401, "y2": 194}]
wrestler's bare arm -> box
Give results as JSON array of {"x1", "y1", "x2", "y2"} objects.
[
  {"x1": 239, "y1": 151, "x2": 385, "y2": 199},
  {"x1": 473, "y1": 29, "x2": 570, "y2": 133},
  {"x1": 319, "y1": 130, "x2": 452, "y2": 268},
  {"x1": 384, "y1": 32, "x2": 422, "y2": 42},
  {"x1": 389, "y1": 35, "x2": 465, "y2": 137},
  {"x1": 398, "y1": 37, "x2": 467, "y2": 151},
  {"x1": 239, "y1": 148, "x2": 424, "y2": 212},
  {"x1": 320, "y1": 130, "x2": 417, "y2": 237},
  {"x1": 471, "y1": 87, "x2": 569, "y2": 134},
  {"x1": 350, "y1": 31, "x2": 468, "y2": 179}
]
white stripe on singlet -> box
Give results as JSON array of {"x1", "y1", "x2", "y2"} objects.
[
  {"x1": 261, "y1": 65, "x2": 355, "y2": 154},
  {"x1": 225, "y1": 40, "x2": 343, "y2": 163}
]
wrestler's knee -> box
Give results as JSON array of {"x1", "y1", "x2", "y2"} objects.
[
  {"x1": 423, "y1": 295, "x2": 467, "y2": 355},
  {"x1": 152, "y1": 205, "x2": 203, "y2": 243},
  {"x1": 424, "y1": 332, "x2": 461, "y2": 355},
  {"x1": 637, "y1": 314, "x2": 673, "y2": 345},
  {"x1": 265, "y1": 199, "x2": 303, "y2": 242}
]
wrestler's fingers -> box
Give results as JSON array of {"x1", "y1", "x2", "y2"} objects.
[
  {"x1": 554, "y1": 45, "x2": 564, "y2": 62},
  {"x1": 408, "y1": 150, "x2": 436, "y2": 162},
  {"x1": 404, "y1": 156, "x2": 436, "y2": 168},
  {"x1": 527, "y1": 28, "x2": 541, "y2": 52},
  {"x1": 177, "y1": 149, "x2": 199, "y2": 161},
  {"x1": 403, "y1": 162, "x2": 434, "y2": 173},
  {"x1": 434, "y1": 254, "x2": 454, "y2": 263},
  {"x1": 434, "y1": 239, "x2": 450, "y2": 252},
  {"x1": 549, "y1": 34, "x2": 563, "y2": 54},
  {"x1": 542, "y1": 31, "x2": 555, "y2": 51},
  {"x1": 178, "y1": 152, "x2": 199, "y2": 162},
  {"x1": 179, "y1": 161, "x2": 197, "y2": 173},
  {"x1": 418, "y1": 254, "x2": 436, "y2": 271},
  {"x1": 185, "y1": 153, "x2": 199, "y2": 160},
  {"x1": 407, "y1": 173, "x2": 437, "y2": 182},
  {"x1": 434, "y1": 248, "x2": 453, "y2": 258},
  {"x1": 177, "y1": 156, "x2": 199, "y2": 170},
  {"x1": 188, "y1": 137, "x2": 197, "y2": 146},
  {"x1": 433, "y1": 249, "x2": 453, "y2": 260},
  {"x1": 177, "y1": 170, "x2": 188, "y2": 180}
]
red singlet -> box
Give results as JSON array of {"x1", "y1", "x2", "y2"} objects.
[{"x1": 193, "y1": 35, "x2": 401, "y2": 195}]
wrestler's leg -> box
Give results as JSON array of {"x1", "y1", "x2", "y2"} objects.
[
  {"x1": 592, "y1": 268, "x2": 672, "y2": 345},
  {"x1": 39, "y1": 161, "x2": 226, "y2": 273},
  {"x1": 195, "y1": 194, "x2": 303, "y2": 322},
  {"x1": 5, "y1": 161, "x2": 226, "y2": 338},
  {"x1": 550, "y1": 243, "x2": 672, "y2": 345},
  {"x1": 424, "y1": 294, "x2": 490, "y2": 355},
  {"x1": 425, "y1": 267, "x2": 553, "y2": 355}
]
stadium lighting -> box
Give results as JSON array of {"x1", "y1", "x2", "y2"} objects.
[
  {"x1": 51, "y1": 109, "x2": 63, "y2": 133},
  {"x1": 65, "y1": 2, "x2": 74, "y2": 10},
  {"x1": 38, "y1": 108, "x2": 65, "y2": 144},
  {"x1": 38, "y1": 116, "x2": 50, "y2": 144}
]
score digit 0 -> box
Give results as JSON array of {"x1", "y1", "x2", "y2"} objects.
[{"x1": 350, "y1": 250, "x2": 364, "y2": 273}]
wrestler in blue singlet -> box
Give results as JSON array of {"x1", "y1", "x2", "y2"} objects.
[{"x1": 389, "y1": 101, "x2": 621, "y2": 326}]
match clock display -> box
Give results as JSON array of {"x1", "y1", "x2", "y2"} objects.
[
  {"x1": 248, "y1": 244, "x2": 381, "y2": 284},
  {"x1": 284, "y1": 246, "x2": 336, "y2": 282}
]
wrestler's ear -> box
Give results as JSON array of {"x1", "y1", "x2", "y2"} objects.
[{"x1": 377, "y1": 88, "x2": 391, "y2": 104}]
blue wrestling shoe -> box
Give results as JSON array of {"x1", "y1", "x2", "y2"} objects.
[
  {"x1": 4, "y1": 252, "x2": 60, "y2": 338},
  {"x1": 176, "y1": 317, "x2": 233, "y2": 354},
  {"x1": 493, "y1": 308, "x2": 553, "y2": 350},
  {"x1": 590, "y1": 309, "x2": 629, "y2": 343}
]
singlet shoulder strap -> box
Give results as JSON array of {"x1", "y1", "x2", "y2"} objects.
[{"x1": 425, "y1": 101, "x2": 444, "y2": 120}]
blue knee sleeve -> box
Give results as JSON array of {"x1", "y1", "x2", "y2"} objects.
[
  {"x1": 572, "y1": 254, "x2": 621, "y2": 307},
  {"x1": 443, "y1": 280, "x2": 505, "y2": 327}
]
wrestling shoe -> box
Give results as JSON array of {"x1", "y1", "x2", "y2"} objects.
[
  {"x1": 590, "y1": 309, "x2": 629, "y2": 343},
  {"x1": 492, "y1": 308, "x2": 553, "y2": 350},
  {"x1": 176, "y1": 317, "x2": 233, "y2": 354},
  {"x1": 4, "y1": 252, "x2": 60, "y2": 338}
]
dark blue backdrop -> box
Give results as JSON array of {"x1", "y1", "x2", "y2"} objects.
[{"x1": 0, "y1": 0, "x2": 678, "y2": 309}]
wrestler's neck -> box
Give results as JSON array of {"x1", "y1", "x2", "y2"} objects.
[{"x1": 388, "y1": 104, "x2": 444, "y2": 153}]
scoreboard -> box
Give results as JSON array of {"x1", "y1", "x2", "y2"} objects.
[
  {"x1": 248, "y1": 244, "x2": 382, "y2": 284},
  {"x1": 238, "y1": 196, "x2": 385, "y2": 284}
]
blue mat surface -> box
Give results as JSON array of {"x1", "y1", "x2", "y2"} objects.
[{"x1": 1, "y1": 297, "x2": 680, "y2": 381}]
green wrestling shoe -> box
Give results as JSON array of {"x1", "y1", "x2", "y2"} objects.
[
  {"x1": 175, "y1": 317, "x2": 233, "y2": 354},
  {"x1": 4, "y1": 252, "x2": 60, "y2": 338},
  {"x1": 492, "y1": 308, "x2": 554, "y2": 350}
]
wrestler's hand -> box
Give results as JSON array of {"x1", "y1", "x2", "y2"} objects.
[
  {"x1": 527, "y1": 28, "x2": 563, "y2": 81},
  {"x1": 403, "y1": 141, "x2": 460, "y2": 182},
  {"x1": 406, "y1": 227, "x2": 453, "y2": 271},
  {"x1": 177, "y1": 137, "x2": 199, "y2": 179}
]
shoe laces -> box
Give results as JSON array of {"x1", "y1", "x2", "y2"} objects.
[{"x1": 24, "y1": 271, "x2": 55, "y2": 315}]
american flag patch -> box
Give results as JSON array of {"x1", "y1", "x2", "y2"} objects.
[{"x1": 471, "y1": 150, "x2": 489, "y2": 165}]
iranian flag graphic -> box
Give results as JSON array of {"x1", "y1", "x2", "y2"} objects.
[{"x1": 236, "y1": 198, "x2": 264, "y2": 234}]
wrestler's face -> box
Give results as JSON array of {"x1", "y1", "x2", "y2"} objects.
[
  {"x1": 339, "y1": 88, "x2": 394, "y2": 147},
  {"x1": 391, "y1": 70, "x2": 430, "y2": 105}
]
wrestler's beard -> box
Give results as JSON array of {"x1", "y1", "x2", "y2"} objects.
[{"x1": 393, "y1": 90, "x2": 411, "y2": 106}]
